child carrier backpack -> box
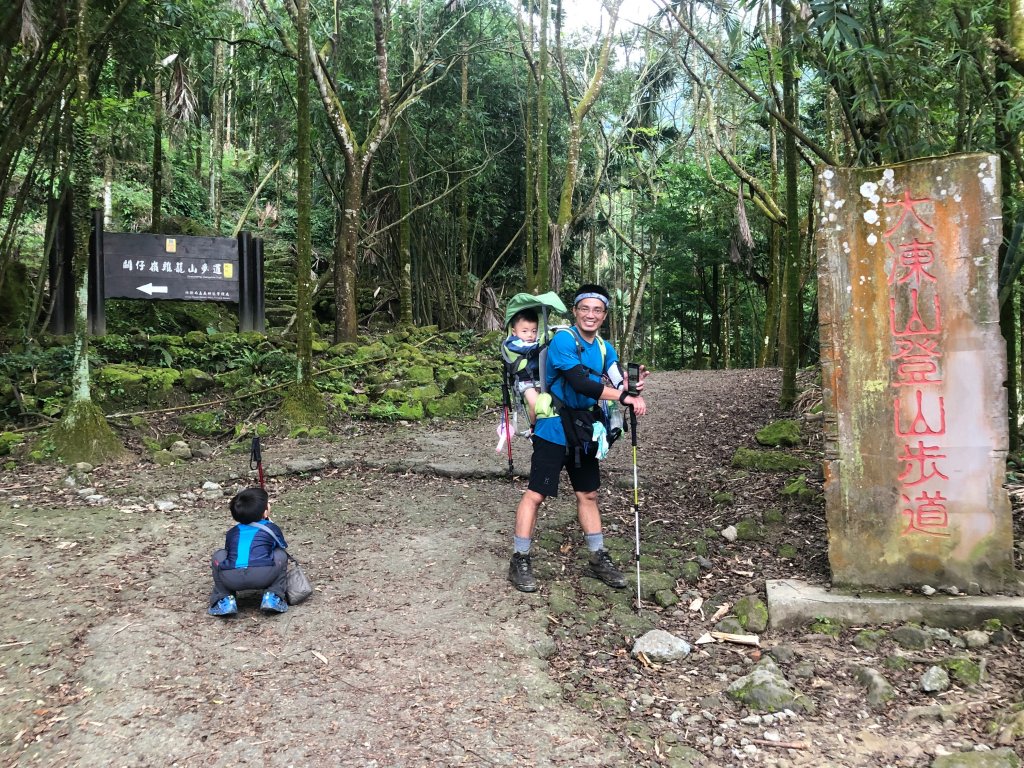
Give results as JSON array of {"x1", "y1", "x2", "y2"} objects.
[{"x1": 496, "y1": 292, "x2": 568, "y2": 479}]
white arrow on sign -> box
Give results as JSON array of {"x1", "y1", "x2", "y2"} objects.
[{"x1": 137, "y1": 283, "x2": 169, "y2": 296}]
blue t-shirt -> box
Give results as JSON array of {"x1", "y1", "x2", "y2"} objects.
[{"x1": 533, "y1": 327, "x2": 618, "y2": 446}]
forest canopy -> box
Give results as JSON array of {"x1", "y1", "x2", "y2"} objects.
[{"x1": 1, "y1": 0, "x2": 1023, "y2": 432}]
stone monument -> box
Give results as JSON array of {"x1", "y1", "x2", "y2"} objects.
[{"x1": 816, "y1": 153, "x2": 1015, "y2": 591}]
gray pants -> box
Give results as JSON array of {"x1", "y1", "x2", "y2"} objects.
[{"x1": 209, "y1": 548, "x2": 288, "y2": 606}]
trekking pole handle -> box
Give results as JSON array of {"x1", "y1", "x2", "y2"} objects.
[{"x1": 628, "y1": 404, "x2": 638, "y2": 446}]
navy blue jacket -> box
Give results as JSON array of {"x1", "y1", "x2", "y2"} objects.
[{"x1": 219, "y1": 521, "x2": 287, "y2": 569}]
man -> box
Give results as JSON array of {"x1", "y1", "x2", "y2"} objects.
[{"x1": 509, "y1": 284, "x2": 648, "y2": 592}]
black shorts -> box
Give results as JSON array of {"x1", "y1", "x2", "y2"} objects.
[{"x1": 527, "y1": 435, "x2": 600, "y2": 498}]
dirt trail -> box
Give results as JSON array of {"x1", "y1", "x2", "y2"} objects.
[
  {"x1": 2, "y1": 460, "x2": 631, "y2": 766},
  {"x1": 2, "y1": 369, "x2": 1022, "y2": 768}
]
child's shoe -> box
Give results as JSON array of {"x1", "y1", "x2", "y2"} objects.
[
  {"x1": 208, "y1": 595, "x2": 237, "y2": 616},
  {"x1": 260, "y1": 591, "x2": 288, "y2": 613}
]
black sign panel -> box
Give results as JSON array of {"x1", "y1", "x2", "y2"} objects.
[{"x1": 103, "y1": 233, "x2": 239, "y2": 302}]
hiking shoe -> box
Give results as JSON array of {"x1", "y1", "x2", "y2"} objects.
[
  {"x1": 260, "y1": 591, "x2": 288, "y2": 613},
  {"x1": 508, "y1": 552, "x2": 538, "y2": 592},
  {"x1": 208, "y1": 595, "x2": 237, "y2": 616},
  {"x1": 585, "y1": 549, "x2": 627, "y2": 589}
]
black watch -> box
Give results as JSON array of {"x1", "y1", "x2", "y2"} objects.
[{"x1": 618, "y1": 390, "x2": 630, "y2": 404}]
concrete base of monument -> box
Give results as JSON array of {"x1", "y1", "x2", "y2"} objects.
[{"x1": 766, "y1": 579, "x2": 1024, "y2": 630}]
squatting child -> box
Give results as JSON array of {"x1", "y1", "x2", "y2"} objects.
[{"x1": 208, "y1": 486, "x2": 289, "y2": 616}]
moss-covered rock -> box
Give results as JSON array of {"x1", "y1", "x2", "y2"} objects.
[
  {"x1": 943, "y1": 656, "x2": 985, "y2": 687},
  {"x1": 853, "y1": 629, "x2": 888, "y2": 651},
  {"x1": 426, "y1": 392, "x2": 471, "y2": 418},
  {"x1": 654, "y1": 589, "x2": 679, "y2": 608},
  {"x1": 407, "y1": 384, "x2": 443, "y2": 403},
  {"x1": 764, "y1": 508, "x2": 785, "y2": 525},
  {"x1": 755, "y1": 419, "x2": 802, "y2": 447},
  {"x1": 734, "y1": 595, "x2": 769, "y2": 633},
  {"x1": 181, "y1": 368, "x2": 216, "y2": 393},
  {"x1": 726, "y1": 658, "x2": 815, "y2": 713},
  {"x1": 404, "y1": 365, "x2": 435, "y2": 385},
  {"x1": 34, "y1": 380, "x2": 63, "y2": 399},
  {"x1": 548, "y1": 583, "x2": 578, "y2": 616},
  {"x1": 731, "y1": 447, "x2": 813, "y2": 472},
  {"x1": 735, "y1": 517, "x2": 763, "y2": 541},
  {"x1": 182, "y1": 412, "x2": 222, "y2": 436},
  {"x1": 355, "y1": 341, "x2": 389, "y2": 361},
  {"x1": 152, "y1": 449, "x2": 177, "y2": 466},
  {"x1": 0, "y1": 432, "x2": 24, "y2": 456},
  {"x1": 396, "y1": 400, "x2": 425, "y2": 420},
  {"x1": 679, "y1": 561, "x2": 702, "y2": 584},
  {"x1": 782, "y1": 475, "x2": 819, "y2": 502},
  {"x1": 638, "y1": 571, "x2": 676, "y2": 601},
  {"x1": 777, "y1": 543, "x2": 798, "y2": 559},
  {"x1": 94, "y1": 364, "x2": 181, "y2": 405},
  {"x1": 711, "y1": 491, "x2": 734, "y2": 505},
  {"x1": 328, "y1": 342, "x2": 358, "y2": 358},
  {"x1": 445, "y1": 372, "x2": 481, "y2": 398}
]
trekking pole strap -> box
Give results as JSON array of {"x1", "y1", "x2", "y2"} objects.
[{"x1": 250, "y1": 437, "x2": 266, "y2": 489}]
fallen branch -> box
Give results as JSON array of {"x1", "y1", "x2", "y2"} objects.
[
  {"x1": 749, "y1": 738, "x2": 811, "y2": 750},
  {"x1": 710, "y1": 631, "x2": 760, "y2": 647}
]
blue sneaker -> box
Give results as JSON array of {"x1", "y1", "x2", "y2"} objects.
[
  {"x1": 208, "y1": 595, "x2": 237, "y2": 616},
  {"x1": 260, "y1": 591, "x2": 288, "y2": 613}
]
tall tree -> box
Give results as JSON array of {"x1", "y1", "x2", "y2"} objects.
[
  {"x1": 50, "y1": 0, "x2": 123, "y2": 463},
  {"x1": 258, "y1": 0, "x2": 464, "y2": 341},
  {"x1": 279, "y1": 0, "x2": 324, "y2": 427},
  {"x1": 777, "y1": 0, "x2": 800, "y2": 408}
]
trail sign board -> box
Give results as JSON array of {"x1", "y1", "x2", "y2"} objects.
[
  {"x1": 103, "y1": 233, "x2": 239, "y2": 302},
  {"x1": 47, "y1": 209, "x2": 264, "y2": 335}
]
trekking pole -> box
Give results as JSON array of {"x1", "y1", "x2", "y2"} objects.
[
  {"x1": 503, "y1": 405, "x2": 514, "y2": 483},
  {"x1": 500, "y1": 376, "x2": 514, "y2": 483},
  {"x1": 250, "y1": 436, "x2": 266, "y2": 489},
  {"x1": 629, "y1": 404, "x2": 641, "y2": 612}
]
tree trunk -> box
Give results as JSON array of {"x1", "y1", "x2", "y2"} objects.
[
  {"x1": 778, "y1": 0, "x2": 801, "y2": 409},
  {"x1": 151, "y1": 65, "x2": 163, "y2": 232},
  {"x1": 996, "y1": 7, "x2": 1020, "y2": 450},
  {"x1": 527, "y1": 0, "x2": 551, "y2": 294},
  {"x1": 51, "y1": 0, "x2": 122, "y2": 463},
  {"x1": 335, "y1": 168, "x2": 362, "y2": 342},
  {"x1": 294, "y1": 0, "x2": 313, "y2": 384},
  {"x1": 398, "y1": 113, "x2": 413, "y2": 325},
  {"x1": 458, "y1": 44, "x2": 470, "y2": 320},
  {"x1": 760, "y1": 223, "x2": 781, "y2": 366},
  {"x1": 103, "y1": 153, "x2": 113, "y2": 228},
  {"x1": 209, "y1": 40, "x2": 224, "y2": 232}
]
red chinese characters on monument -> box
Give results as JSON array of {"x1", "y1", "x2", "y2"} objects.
[{"x1": 885, "y1": 190, "x2": 950, "y2": 537}]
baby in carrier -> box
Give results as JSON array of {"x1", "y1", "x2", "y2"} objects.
[{"x1": 503, "y1": 308, "x2": 542, "y2": 424}]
